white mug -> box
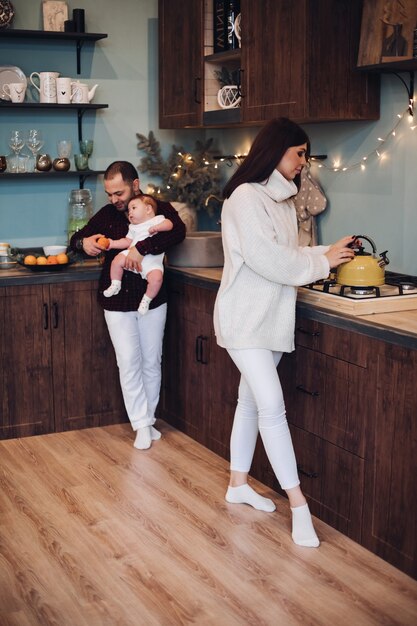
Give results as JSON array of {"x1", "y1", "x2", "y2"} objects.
[
  {"x1": 30, "y1": 71, "x2": 60, "y2": 103},
  {"x1": 56, "y1": 77, "x2": 75, "y2": 104},
  {"x1": 3, "y1": 82, "x2": 26, "y2": 103},
  {"x1": 71, "y1": 82, "x2": 89, "y2": 104}
]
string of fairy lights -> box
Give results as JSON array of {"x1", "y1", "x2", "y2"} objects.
[{"x1": 150, "y1": 99, "x2": 415, "y2": 196}]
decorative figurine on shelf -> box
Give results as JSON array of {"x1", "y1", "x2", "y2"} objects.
[
  {"x1": 0, "y1": 0, "x2": 14, "y2": 29},
  {"x1": 214, "y1": 66, "x2": 241, "y2": 109}
]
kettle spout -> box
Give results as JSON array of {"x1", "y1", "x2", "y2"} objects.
[
  {"x1": 88, "y1": 84, "x2": 98, "y2": 102},
  {"x1": 378, "y1": 250, "x2": 390, "y2": 268}
]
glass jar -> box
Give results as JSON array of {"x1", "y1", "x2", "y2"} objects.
[{"x1": 67, "y1": 189, "x2": 93, "y2": 242}]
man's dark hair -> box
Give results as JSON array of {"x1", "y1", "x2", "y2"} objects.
[{"x1": 104, "y1": 161, "x2": 138, "y2": 183}]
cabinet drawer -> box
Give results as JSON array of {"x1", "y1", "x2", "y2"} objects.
[
  {"x1": 295, "y1": 318, "x2": 369, "y2": 367},
  {"x1": 292, "y1": 425, "x2": 365, "y2": 542},
  {"x1": 287, "y1": 346, "x2": 371, "y2": 457}
]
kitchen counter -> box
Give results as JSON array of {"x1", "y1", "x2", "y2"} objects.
[
  {"x1": 0, "y1": 259, "x2": 102, "y2": 287},
  {"x1": 1, "y1": 262, "x2": 416, "y2": 349},
  {"x1": 166, "y1": 266, "x2": 417, "y2": 350}
]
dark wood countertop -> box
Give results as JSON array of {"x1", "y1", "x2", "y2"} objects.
[{"x1": 0, "y1": 259, "x2": 102, "y2": 287}]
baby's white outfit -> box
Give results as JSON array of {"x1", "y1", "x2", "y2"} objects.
[{"x1": 123, "y1": 215, "x2": 166, "y2": 279}]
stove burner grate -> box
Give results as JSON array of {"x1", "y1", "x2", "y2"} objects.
[{"x1": 340, "y1": 284, "x2": 381, "y2": 297}]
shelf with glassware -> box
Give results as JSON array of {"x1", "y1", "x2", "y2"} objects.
[{"x1": 0, "y1": 29, "x2": 108, "y2": 74}]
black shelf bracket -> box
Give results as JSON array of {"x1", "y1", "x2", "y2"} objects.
[{"x1": 76, "y1": 39, "x2": 84, "y2": 75}]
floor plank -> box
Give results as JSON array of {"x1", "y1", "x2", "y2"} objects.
[{"x1": 0, "y1": 422, "x2": 416, "y2": 626}]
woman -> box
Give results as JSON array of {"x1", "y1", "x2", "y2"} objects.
[{"x1": 213, "y1": 118, "x2": 355, "y2": 547}]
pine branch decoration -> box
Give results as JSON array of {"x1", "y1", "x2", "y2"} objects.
[{"x1": 136, "y1": 131, "x2": 222, "y2": 212}]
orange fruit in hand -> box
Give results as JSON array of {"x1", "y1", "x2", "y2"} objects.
[
  {"x1": 97, "y1": 237, "x2": 110, "y2": 250},
  {"x1": 24, "y1": 255, "x2": 37, "y2": 265},
  {"x1": 56, "y1": 253, "x2": 69, "y2": 264},
  {"x1": 36, "y1": 256, "x2": 48, "y2": 265},
  {"x1": 47, "y1": 255, "x2": 58, "y2": 264}
]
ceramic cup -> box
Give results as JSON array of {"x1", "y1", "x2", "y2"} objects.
[
  {"x1": 56, "y1": 77, "x2": 75, "y2": 104},
  {"x1": 3, "y1": 82, "x2": 26, "y2": 103},
  {"x1": 30, "y1": 71, "x2": 60, "y2": 103},
  {"x1": 71, "y1": 82, "x2": 89, "y2": 104}
]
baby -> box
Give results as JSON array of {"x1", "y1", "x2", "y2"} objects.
[{"x1": 103, "y1": 194, "x2": 173, "y2": 315}]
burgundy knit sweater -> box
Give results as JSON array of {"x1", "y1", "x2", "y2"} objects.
[{"x1": 69, "y1": 200, "x2": 186, "y2": 311}]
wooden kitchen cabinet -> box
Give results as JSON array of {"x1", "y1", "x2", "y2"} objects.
[
  {"x1": 161, "y1": 272, "x2": 416, "y2": 577},
  {"x1": 159, "y1": 275, "x2": 239, "y2": 458},
  {"x1": 158, "y1": 0, "x2": 204, "y2": 129},
  {"x1": 0, "y1": 280, "x2": 125, "y2": 440},
  {"x1": 362, "y1": 343, "x2": 417, "y2": 579},
  {"x1": 158, "y1": 0, "x2": 380, "y2": 128}
]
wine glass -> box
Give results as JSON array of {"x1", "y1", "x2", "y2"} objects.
[
  {"x1": 26, "y1": 129, "x2": 44, "y2": 171},
  {"x1": 8, "y1": 130, "x2": 25, "y2": 171},
  {"x1": 79, "y1": 139, "x2": 93, "y2": 168}
]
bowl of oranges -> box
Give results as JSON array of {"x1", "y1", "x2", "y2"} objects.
[{"x1": 17, "y1": 247, "x2": 73, "y2": 272}]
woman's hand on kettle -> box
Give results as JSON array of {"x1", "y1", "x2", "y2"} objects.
[
  {"x1": 325, "y1": 236, "x2": 356, "y2": 268},
  {"x1": 83, "y1": 234, "x2": 106, "y2": 256}
]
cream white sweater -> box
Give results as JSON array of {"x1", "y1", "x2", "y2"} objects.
[{"x1": 213, "y1": 169, "x2": 330, "y2": 352}]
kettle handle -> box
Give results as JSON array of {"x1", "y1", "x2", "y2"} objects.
[{"x1": 351, "y1": 235, "x2": 377, "y2": 254}]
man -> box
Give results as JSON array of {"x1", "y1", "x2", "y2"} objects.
[{"x1": 70, "y1": 161, "x2": 186, "y2": 449}]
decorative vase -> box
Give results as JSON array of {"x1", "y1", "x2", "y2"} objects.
[
  {"x1": 217, "y1": 85, "x2": 241, "y2": 109},
  {"x1": 171, "y1": 202, "x2": 197, "y2": 233}
]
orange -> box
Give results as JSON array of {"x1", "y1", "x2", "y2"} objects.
[
  {"x1": 56, "y1": 253, "x2": 69, "y2": 264},
  {"x1": 36, "y1": 256, "x2": 48, "y2": 265},
  {"x1": 24, "y1": 255, "x2": 37, "y2": 265},
  {"x1": 47, "y1": 255, "x2": 58, "y2": 264},
  {"x1": 97, "y1": 237, "x2": 110, "y2": 250}
]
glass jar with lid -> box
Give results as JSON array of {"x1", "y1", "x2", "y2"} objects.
[{"x1": 67, "y1": 189, "x2": 93, "y2": 242}]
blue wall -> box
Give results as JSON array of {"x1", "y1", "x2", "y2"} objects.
[{"x1": 1, "y1": 1, "x2": 416, "y2": 274}]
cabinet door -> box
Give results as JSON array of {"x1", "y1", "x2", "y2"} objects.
[
  {"x1": 290, "y1": 346, "x2": 368, "y2": 457},
  {"x1": 240, "y1": 0, "x2": 307, "y2": 123},
  {"x1": 362, "y1": 346, "x2": 417, "y2": 579},
  {"x1": 0, "y1": 285, "x2": 54, "y2": 438},
  {"x1": 159, "y1": 0, "x2": 204, "y2": 128},
  {"x1": 50, "y1": 281, "x2": 125, "y2": 432}
]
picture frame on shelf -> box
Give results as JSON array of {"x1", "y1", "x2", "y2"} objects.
[
  {"x1": 357, "y1": 0, "x2": 417, "y2": 66},
  {"x1": 42, "y1": 0, "x2": 68, "y2": 32}
]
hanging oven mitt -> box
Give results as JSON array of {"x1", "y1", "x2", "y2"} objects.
[{"x1": 294, "y1": 165, "x2": 327, "y2": 246}]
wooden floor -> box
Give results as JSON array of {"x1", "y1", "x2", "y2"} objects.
[{"x1": 0, "y1": 422, "x2": 416, "y2": 626}]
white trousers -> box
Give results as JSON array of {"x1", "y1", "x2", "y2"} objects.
[
  {"x1": 227, "y1": 348, "x2": 300, "y2": 491},
  {"x1": 104, "y1": 304, "x2": 167, "y2": 430}
]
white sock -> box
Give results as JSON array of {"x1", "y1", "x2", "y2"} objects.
[
  {"x1": 138, "y1": 294, "x2": 152, "y2": 315},
  {"x1": 103, "y1": 280, "x2": 121, "y2": 298},
  {"x1": 225, "y1": 484, "x2": 276, "y2": 512},
  {"x1": 151, "y1": 426, "x2": 161, "y2": 440},
  {"x1": 291, "y1": 503, "x2": 320, "y2": 547},
  {"x1": 133, "y1": 426, "x2": 152, "y2": 450}
]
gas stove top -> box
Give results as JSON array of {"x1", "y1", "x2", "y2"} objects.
[{"x1": 297, "y1": 272, "x2": 417, "y2": 315}]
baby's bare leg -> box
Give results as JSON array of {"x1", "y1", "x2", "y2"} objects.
[
  {"x1": 138, "y1": 269, "x2": 163, "y2": 315},
  {"x1": 103, "y1": 253, "x2": 126, "y2": 298}
]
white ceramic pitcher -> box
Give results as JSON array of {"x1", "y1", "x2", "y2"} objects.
[{"x1": 30, "y1": 71, "x2": 60, "y2": 103}]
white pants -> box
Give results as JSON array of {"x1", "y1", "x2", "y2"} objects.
[
  {"x1": 104, "y1": 304, "x2": 167, "y2": 430},
  {"x1": 227, "y1": 348, "x2": 300, "y2": 491}
]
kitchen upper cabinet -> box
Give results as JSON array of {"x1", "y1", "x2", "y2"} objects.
[
  {"x1": 158, "y1": 0, "x2": 380, "y2": 128},
  {"x1": 0, "y1": 280, "x2": 126, "y2": 440},
  {"x1": 158, "y1": 0, "x2": 204, "y2": 128}
]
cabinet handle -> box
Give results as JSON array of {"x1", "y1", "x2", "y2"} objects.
[
  {"x1": 237, "y1": 69, "x2": 245, "y2": 97},
  {"x1": 200, "y1": 336, "x2": 208, "y2": 365},
  {"x1": 194, "y1": 77, "x2": 201, "y2": 104},
  {"x1": 195, "y1": 336, "x2": 202, "y2": 362},
  {"x1": 297, "y1": 465, "x2": 319, "y2": 479},
  {"x1": 296, "y1": 384, "x2": 319, "y2": 397},
  {"x1": 43, "y1": 303, "x2": 49, "y2": 330},
  {"x1": 52, "y1": 302, "x2": 59, "y2": 329},
  {"x1": 296, "y1": 326, "x2": 320, "y2": 337}
]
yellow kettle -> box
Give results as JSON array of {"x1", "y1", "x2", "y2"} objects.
[{"x1": 336, "y1": 235, "x2": 389, "y2": 287}]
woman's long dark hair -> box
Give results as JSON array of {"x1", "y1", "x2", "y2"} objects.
[{"x1": 223, "y1": 118, "x2": 310, "y2": 199}]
